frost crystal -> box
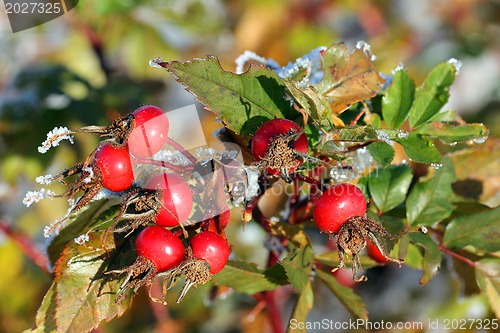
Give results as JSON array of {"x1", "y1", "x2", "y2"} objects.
[
  {"x1": 35, "y1": 174, "x2": 53, "y2": 185},
  {"x1": 329, "y1": 147, "x2": 375, "y2": 182},
  {"x1": 44, "y1": 217, "x2": 65, "y2": 237},
  {"x1": 149, "y1": 57, "x2": 164, "y2": 69},
  {"x1": 244, "y1": 166, "x2": 260, "y2": 200},
  {"x1": 448, "y1": 58, "x2": 462, "y2": 74},
  {"x1": 43, "y1": 199, "x2": 77, "y2": 237},
  {"x1": 74, "y1": 234, "x2": 90, "y2": 245},
  {"x1": 376, "y1": 130, "x2": 392, "y2": 144},
  {"x1": 221, "y1": 150, "x2": 238, "y2": 160},
  {"x1": 91, "y1": 189, "x2": 123, "y2": 202},
  {"x1": 23, "y1": 188, "x2": 55, "y2": 207},
  {"x1": 392, "y1": 63, "x2": 405, "y2": 74},
  {"x1": 152, "y1": 149, "x2": 191, "y2": 166},
  {"x1": 235, "y1": 51, "x2": 269, "y2": 74},
  {"x1": 82, "y1": 166, "x2": 94, "y2": 184},
  {"x1": 275, "y1": 46, "x2": 326, "y2": 87},
  {"x1": 196, "y1": 147, "x2": 216, "y2": 158},
  {"x1": 38, "y1": 126, "x2": 74, "y2": 154},
  {"x1": 356, "y1": 41, "x2": 377, "y2": 61},
  {"x1": 396, "y1": 130, "x2": 409, "y2": 139}
]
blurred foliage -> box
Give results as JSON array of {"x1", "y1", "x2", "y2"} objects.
[{"x1": 0, "y1": 0, "x2": 498, "y2": 332}]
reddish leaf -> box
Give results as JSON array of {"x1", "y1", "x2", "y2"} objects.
[{"x1": 314, "y1": 43, "x2": 384, "y2": 115}]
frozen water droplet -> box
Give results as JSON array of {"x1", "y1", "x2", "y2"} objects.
[
  {"x1": 427, "y1": 141, "x2": 434, "y2": 147},
  {"x1": 356, "y1": 41, "x2": 376, "y2": 61},
  {"x1": 392, "y1": 63, "x2": 405, "y2": 74},
  {"x1": 376, "y1": 130, "x2": 392, "y2": 144},
  {"x1": 396, "y1": 130, "x2": 409, "y2": 139},
  {"x1": 330, "y1": 166, "x2": 356, "y2": 182},
  {"x1": 447, "y1": 141, "x2": 458, "y2": 146},
  {"x1": 431, "y1": 163, "x2": 443, "y2": 170},
  {"x1": 473, "y1": 136, "x2": 488, "y2": 144},
  {"x1": 448, "y1": 58, "x2": 462, "y2": 74},
  {"x1": 401, "y1": 159, "x2": 408, "y2": 165},
  {"x1": 149, "y1": 58, "x2": 164, "y2": 68}
]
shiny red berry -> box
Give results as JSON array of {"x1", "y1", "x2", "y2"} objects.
[
  {"x1": 146, "y1": 173, "x2": 193, "y2": 227},
  {"x1": 94, "y1": 143, "x2": 134, "y2": 192},
  {"x1": 366, "y1": 239, "x2": 388, "y2": 264},
  {"x1": 313, "y1": 183, "x2": 367, "y2": 234},
  {"x1": 135, "y1": 226, "x2": 185, "y2": 272},
  {"x1": 190, "y1": 231, "x2": 230, "y2": 274},
  {"x1": 128, "y1": 105, "x2": 169, "y2": 157},
  {"x1": 251, "y1": 118, "x2": 308, "y2": 176}
]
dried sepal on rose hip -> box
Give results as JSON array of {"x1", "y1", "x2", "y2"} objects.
[
  {"x1": 42, "y1": 143, "x2": 135, "y2": 236},
  {"x1": 105, "y1": 173, "x2": 193, "y2": 239},
  {"x1": 38, "y1": 105, "x2": 169, "y2": 157},
  {"x1": 251, "y1": 118, "x2": 308, "y2": 179},
  {"x1": 313, "y1": 183, "x2": 403, "y2": 281},
  {"x1": 109, "y1": 226, "x2": 186, "y2": 303},
  {"x1": 175, "y1": 231, "x2": 231, "y2": 303}
]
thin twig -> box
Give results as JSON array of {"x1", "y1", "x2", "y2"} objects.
[
  {"x1": 165, "y1": 137, "x2": 198, "y2": 164},
  {"x1": 132, "y1": 157, "x2": 193, "y2": 173},
  {"x1": 439, "y1": 244, "x2": 476, "y2": 268},
  {"x1": 264, "y1": 244, "x2": 284, "y2": 333}
]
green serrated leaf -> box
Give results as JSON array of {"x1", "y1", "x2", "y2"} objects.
[
  {"x1": 367, "y1": 141, "x2": 395, "y2": 167},
  {"x1": 392, "y1": 237, "x2": 423, "y2": 269},
  {"x1": 51, "y1": 227, "x2": 134, "y2": 333},
  {"x1": 406, "y1": 158, "x2": 456, "y2": 226},
  {"x1": 48, "y1": 200, "x2": 116, "y2": 266},
  {"x1": 211, "y1": 260, "x2": 288, "y2": 294},
  {"x1": 268, "y1": 220, "x2": 311, "y2": 248},
  {"x1": 407, "y1": 233, "x2": 442, "y2": 285},
  {"x1": 382, "y1": 68, "x2": 415, "y2": 129},
  {"x1": 429, "y1": 109, "x2": 460, "y2": 122},
  {"x1": 395, "y1": 132, "x2": 441, "y2": 164},
  {"x1": 337, "y1": 125, "x2": 378, "y2": 141},
  {"x1": 409, "y1": 62, "x2": 457, "y2": 128},
  {"x1": 28, "y1": 284, "x2": 57, "y2": 333},
  {"x1": 315, "y1": 43, "x2": 384, "y2": 115},
  {"x1": 475, "y1": 259, "x2": 500, "y2": 318},
  {"x1": 282, "y1": 245, "x2": 314, "y2": 291},
  {"x1": 316, "y1": 269, "x2": 368, "y2": 320},
  {"x1": 158, "y1": 57, "x2": 295, "y2": 136},
  {"x1": 284, "y1": 81, "x2": 338, "y2": 131},
  {"x1": 372, "y1": 212, "x2": 406, "y2": 237},
  {"x1": 286, "y1": 281, "x2": 314, "y2": 333},
  {"x1": 443, "y1": 206, "x2": 500, "y2": 252},
  {"x1": 415, "y1": 122, "x2": 489, "y2": 144},
  {"x1": 319, "y1": 125, "x2": 379, "y2": 146},
  {"x1": 368, "y1": 164, "x2": 412, "y2": 213}
]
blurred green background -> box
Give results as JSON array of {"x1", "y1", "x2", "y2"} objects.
[{"x1": 0, "y1": 0, "x2": 498, "y2": 332}]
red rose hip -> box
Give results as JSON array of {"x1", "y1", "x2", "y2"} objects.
[
  {"x1": 146, "y1": 173, "x2": 193, "y2": 227},
  {"x1": 94, "y1": 143, "x2": 134, "y2": 192},
  {"x1": 135, "y1": 226, "x2": 185, "y2": 272},
  {"x1": 313, "y1": 183, "x2": 366, "y2": 234},
  {"x1": 251, "y1": 118, "x2": 308, "y2": 176},
  {"x1": 128, "y1": 105, "x2": 169, "y2": 157},
  {"x1": 190, "y1": 231, "x2": 231, "y2": 274}
]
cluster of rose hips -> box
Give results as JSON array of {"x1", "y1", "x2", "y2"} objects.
[
  {"x1": 35, "y1": 105, "x2": 232, "y2": 302},
  {"x1": 31, "y1": 108, "x2": 402, "y2": 303}
]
